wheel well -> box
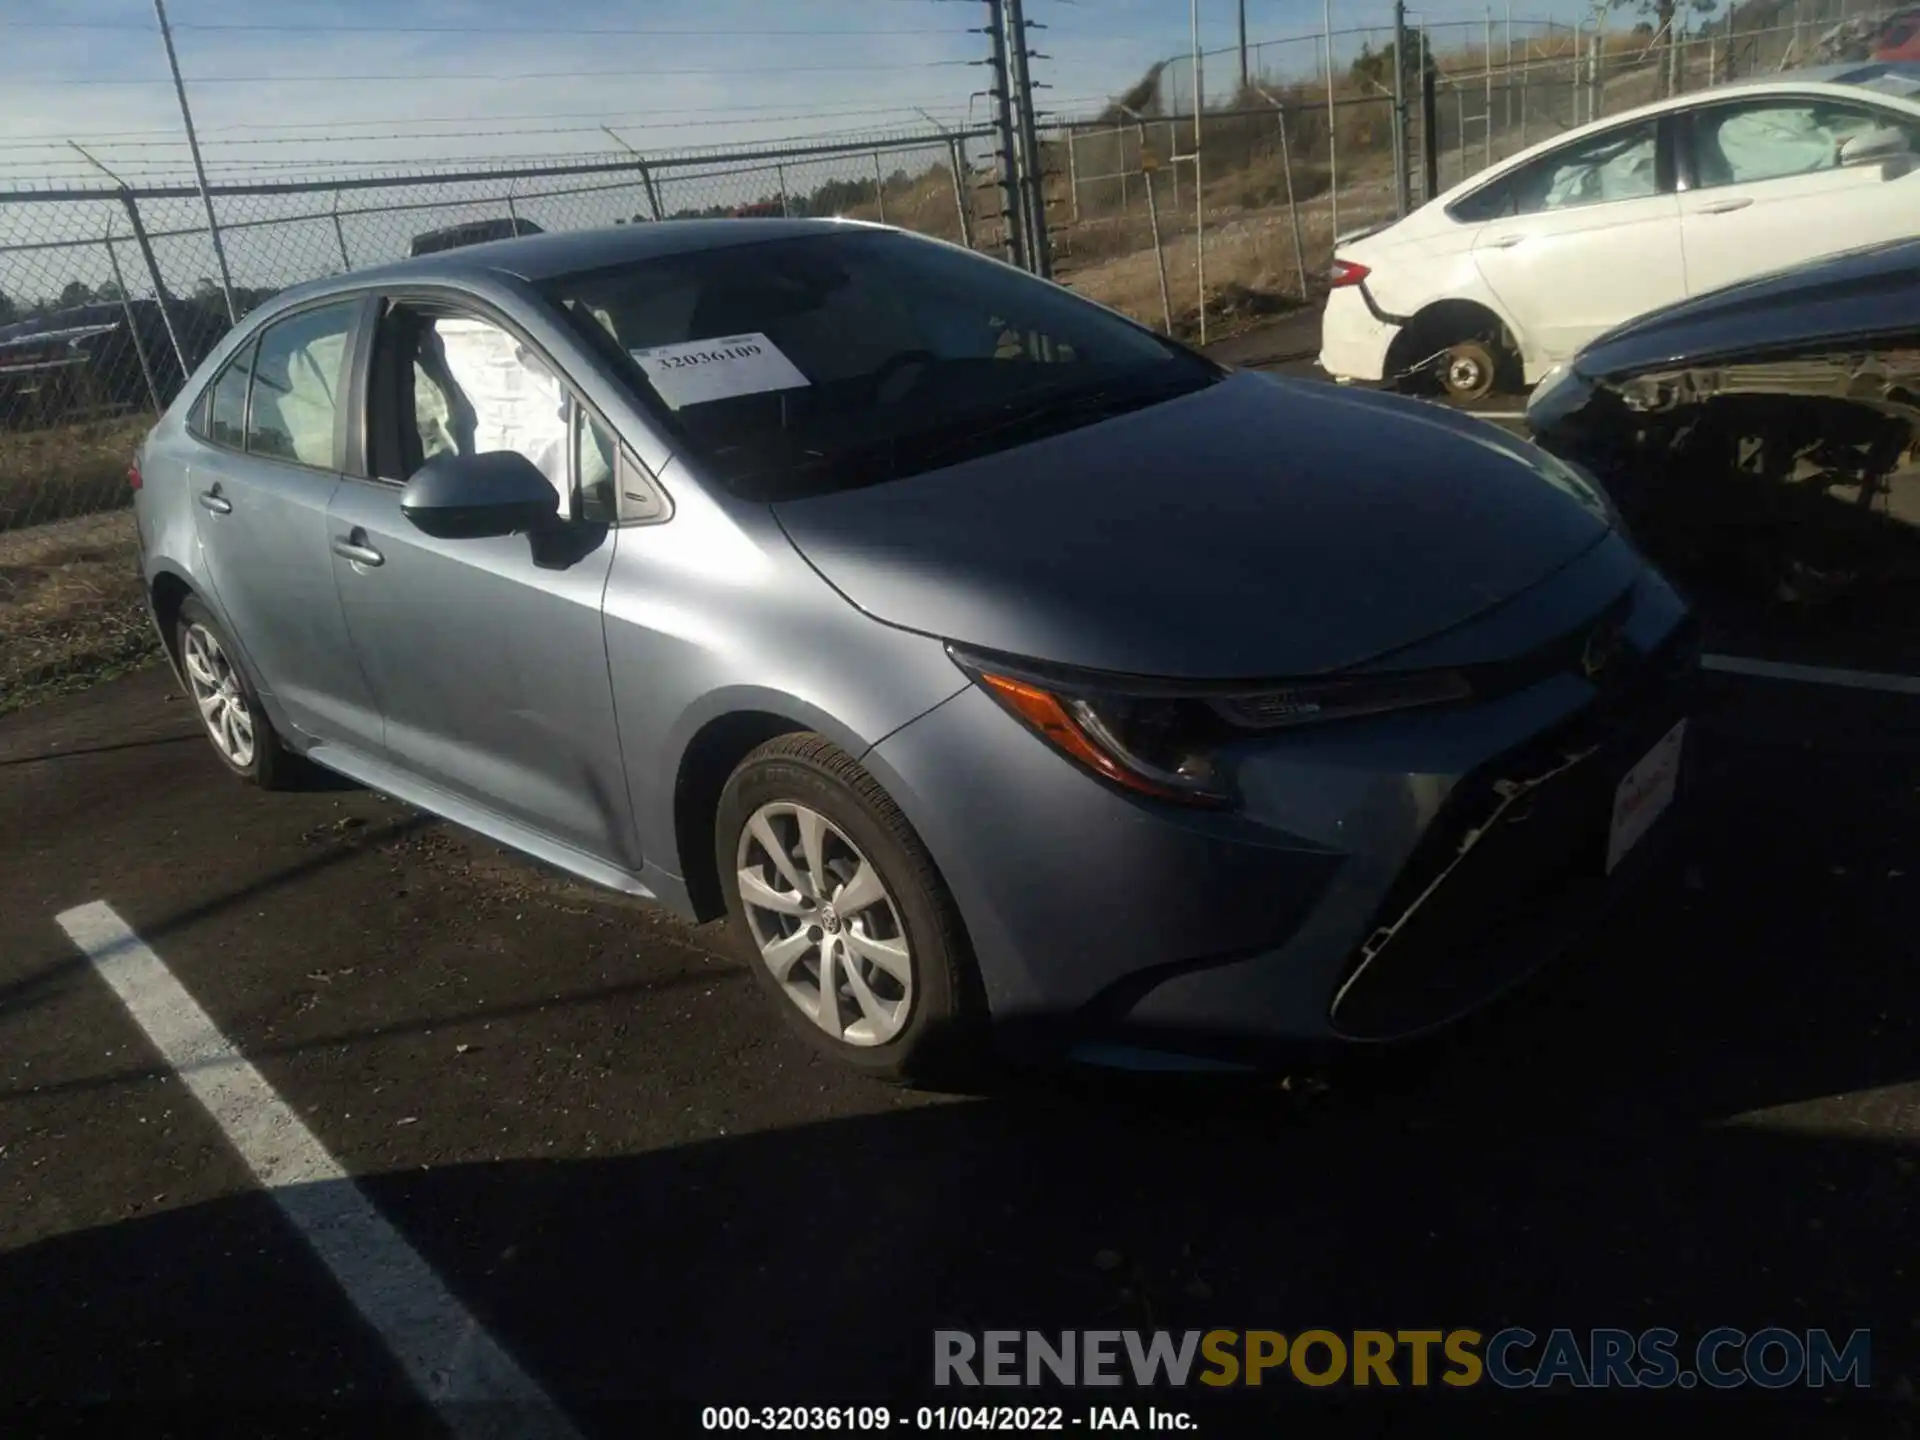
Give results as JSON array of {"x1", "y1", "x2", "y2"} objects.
[
  {"x1": 1385, "y1": 300, "x2": 1513, "y2": 389},
  {"x1": 150, "y1": 572, "x2": 194, "y2": 673},
  {"x1": 673, "y1": 710, "x2": 810, "y2": 921}
]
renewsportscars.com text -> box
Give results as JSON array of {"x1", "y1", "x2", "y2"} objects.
[{"x1": 935, "y1": 1327, "x2": 1872, "y2": 1391}]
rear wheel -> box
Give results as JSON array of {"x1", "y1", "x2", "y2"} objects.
[
  {"x1": 175, "y1": 597, "x2": 299, "y2": 789},
  {"x1": 716, "y1": 733, "x2": 980, "y2": 1082}
]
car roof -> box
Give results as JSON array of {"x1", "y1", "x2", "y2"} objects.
[
  {"x1": 268, "y1": 217, "x2": 878, "y2": 310},
  {"x1": 1426, "y1": 61, "x2": 1920, "y2": 210}
]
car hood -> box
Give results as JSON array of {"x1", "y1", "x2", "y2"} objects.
[
  {"x1": 773, "y1": 371, "x2": 1612, "y2": 679},
  {"x1": 1572, "y1": 236, "x2": 1920, "y2": 379}
]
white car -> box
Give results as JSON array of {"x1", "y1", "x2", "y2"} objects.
[{"x1": 1319, "y1": 61, "x2": 1920, "y2": 401}]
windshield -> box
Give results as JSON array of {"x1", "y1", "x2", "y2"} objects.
[{"x1": 540, "y1": 229, "x2": 1219, "y2": 501}]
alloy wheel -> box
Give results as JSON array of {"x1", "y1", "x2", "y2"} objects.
[
  {"x1": 181, "y1": 622, "x2": 256, "y2": 770},
  {"x1": 735, "y1": 801, "x2": 912, "y2": 1046}
]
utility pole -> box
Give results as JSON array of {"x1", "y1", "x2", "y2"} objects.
[
  {"x1": 1238, "y1": 0, "x2": 1250, "y2": 94},
  {"x1": 153, "y1": 0, "x2": 236, "y2": 324},
  {"x1": 982, "y1": 0, "x2": 1028, "y2": 269},
  {"x1": 1005, "y1": 0, "x2": 1053, "y2": 279}
]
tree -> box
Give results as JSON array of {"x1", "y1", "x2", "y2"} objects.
[
  {"x1": 56, "y1": 280, "x2": 95, "y2": 309},
  {"x1": 95, "y1": 280, "x2": 125, "y2": 303},
  {"x1": 0, "y1": 288, "x2": 14, "y2": 326},
  {"x1": 1349, "y1": 34, "x2": 1439, "y2": 96},
  {"x1": 1611, "y1": 0, "x2": 1721, "y2": 62}
]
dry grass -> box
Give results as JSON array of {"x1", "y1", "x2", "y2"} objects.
[
  {"x1": 0, "y1": 508, "x2": 156, "y2": 713},
  {"x1": 0, "y1": 413, "x2": 150, "y2": 533}
]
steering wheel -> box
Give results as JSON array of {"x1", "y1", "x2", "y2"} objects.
[{"x1": 867, "y1": 348, "x2": 939, "y2": 404}]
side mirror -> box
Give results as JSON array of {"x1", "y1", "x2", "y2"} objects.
[
  {"x1": 400, "y1": 450, "x2": 559, "y2": 540},
  {"x1": 1838, "y1": 126, "x2": 1913, "y2": 170}
]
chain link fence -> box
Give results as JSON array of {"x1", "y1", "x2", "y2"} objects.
[
  {"x1": 1042, "y1": 0, "x2": 1903, "y2": 342},
  {"x1": 0, "y1": 128, "x2": 979, "y2": 708},
  {"x1": 0, "y1": 0, "x2": 1907, "y2": 707}
]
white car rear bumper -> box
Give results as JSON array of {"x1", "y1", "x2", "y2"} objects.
[{"x1": 1317, "y1": 287, "x2": 1398, "y2": 384}]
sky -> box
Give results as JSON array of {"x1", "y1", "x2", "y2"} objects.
[{"x1": 0, "y1": 0, "x2": 1619, "y2": 187}]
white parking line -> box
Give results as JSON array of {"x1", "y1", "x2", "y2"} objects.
[
  {"x1": 55, "y1": 901, "x2": 582, "y2": 1440},
  {"x1": 1701, "y1": 653, "x2": 1920, "y2": 696}
]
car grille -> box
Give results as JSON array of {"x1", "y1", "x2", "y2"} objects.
[{"x1": 1328, "y1": 614, "x2": 1697, "y2": 1040}]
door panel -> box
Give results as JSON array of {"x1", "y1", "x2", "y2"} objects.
[
  {"x1": 1679, "y1": 98, "x2": 1920, "y2": 295},
  {"x1": 1468, "y1": 117, "x2": 1685, "y2": 361},
  {"x1": 328, "y1": 297, "x2": 633, "y2": 868},
  {"x1": 326, "y1": 479, "x2": 628, "y2": 864},
  {"x1": 185, "y1": 308, "x2": 380, "y2": 749},
  {"x1": 1472, "y1": 196, "x2": 1687, "y2": 361}
]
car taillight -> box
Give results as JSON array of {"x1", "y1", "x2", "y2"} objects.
[
  {"x1": 127, "y1": 461, "x2": 142, "y2": 491},
  {"x1": 1328, "y1": 258, "x2": 1371, "y2": 288}
]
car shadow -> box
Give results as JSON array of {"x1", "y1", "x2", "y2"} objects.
[{"x1": 4, "y1": 1094, "x2": 1914, "y2": 1434}]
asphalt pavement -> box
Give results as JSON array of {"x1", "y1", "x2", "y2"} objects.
[{"x1": 4, "y1": 331, "x2": 1919, "y2": 1436}]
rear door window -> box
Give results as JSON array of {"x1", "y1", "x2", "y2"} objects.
[{"x1": 245, "y1": 301, "x2": 357, "y2": 469}]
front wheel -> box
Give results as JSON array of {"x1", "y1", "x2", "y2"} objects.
[{"x1": 716, "y1": 733, "x2": 980, "y2": 1082}]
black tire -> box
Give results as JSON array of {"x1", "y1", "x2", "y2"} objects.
[
  {"x1": 174, "y1": 596, "x2": 301, "y2": 790},
  {"x1": 716, "y1": 732, "x2": 981, "y2": 1083}
]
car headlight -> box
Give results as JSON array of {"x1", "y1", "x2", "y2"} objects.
[{"x1": 949, "y1": 647, "x2": 1472, "y2": 807}]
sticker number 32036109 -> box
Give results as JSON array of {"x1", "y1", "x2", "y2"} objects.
[{"x1": 628, "y1": 332, "x2": 810, "y2": 410}]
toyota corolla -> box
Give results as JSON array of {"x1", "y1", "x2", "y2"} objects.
[{"x1": 131, "y1": 219, "x2": 1696, "y2": 1079}]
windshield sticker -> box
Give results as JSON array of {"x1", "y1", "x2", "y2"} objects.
[{"x1": 627, "y1": 333, "x2": 810, "y2": 409}]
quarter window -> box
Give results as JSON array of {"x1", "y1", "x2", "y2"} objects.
[
  {"x1": 198, "y1": 339, "x2": 255, "y2": 450},
  {"x1": 246, "y1": 301, "x2": 357, "y2": 468}
]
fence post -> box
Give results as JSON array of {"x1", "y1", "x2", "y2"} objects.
[
  {"x1": 153, "y1": 0, "x2": 236, "y2": 325},
  {"x1": 1484, "y1": 7, "x2": 1494, "y2": 169},
  {"x1": 1006, "y1": 0, "x2": 1052, "y2": 278},
  {"x1": 872, "y1": 151, "x2": 888, "y2": 225},
  {"x1": 1520, "y1": 33, "x2": 1529, "y2": 145},
  {"x1": 777, "y1": 163, "x2": 791, "y2": 218},
  {"x1": 1255, "y1": 87, "x2": 1309, "y2": 300},
  {"x1": 1421, "y1": 60, "x2": 1440, "y2": 203},
  {"x1": 984, "y1": 0, "x2": 1028, "y2": 269},
  {"x1": 1456, "y1": 86, "x2": 1467, "y2": 184},
  {"x1": 330, "y1": 190, "x2": 352, "y2": 271},
  {"x1": 104, "y1": 224, "x2": 163, "y2": 415},
  {"x1": 1587, "y1": 29, "x2": 1601, "y2": 122},
  {"x1": 1573, "y1": 16, "x2": 1585, "y2": 126},
  {"x1": 118, "y1": 190, "x2": 188, "y2": 388},
  {"x1": 947, "y1": 136, "x2": 976, "y2": 248},
  {"x1": 1126, "y1": 109, "x2": 1174, "y2": 335},
  {"x1": 1066, "y1": 128, "x2": 1080, "y2": 223},
  {"x1": 1190, "y1": 0, "x2": 1206, "y2": 344},
  {"x1": 1392, "y1": 0, "x2": 1411, "y2": 217},
  {"x1": 1322, "y1": 0, "x2": 1339, "y2": 242}
]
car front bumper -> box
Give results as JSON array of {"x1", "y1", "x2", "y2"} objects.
[{"x1": 866, "y1": 549, "x2": 1696, "y2": 1067}]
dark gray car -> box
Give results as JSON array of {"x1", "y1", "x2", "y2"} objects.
[{"x1": 131, "y1": 219, "x2": 1696, "y2": 1078}]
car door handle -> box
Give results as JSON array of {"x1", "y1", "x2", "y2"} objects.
[
  {"x1": 1479, "y1": 234, "x2": 1527, "y2": 249},
  {"x1": 331, "y1": 534, "x2": 384, "y2": 567},
  {"x1": 196, "y1": 488, "x2": 231, "y2": 515},
  {"x1": 1697, "y1": 197, "x2": 1752, "y2": 214}
]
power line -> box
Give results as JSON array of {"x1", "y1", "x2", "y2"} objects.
[
  {"x1": 10, "y1": 59, "x2": 983, "y2": 87},
  {"x1": 10, "y1": 19, "x2": 982, "y2": 36},
  {"x1": 0, "y1": 107, "x2": 1013, "y2": 153}
]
